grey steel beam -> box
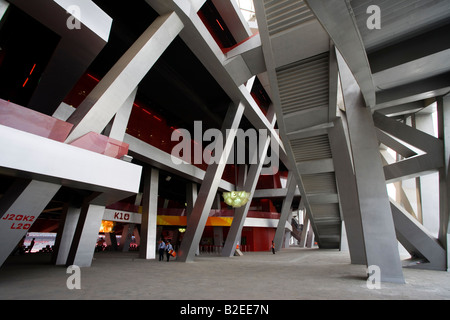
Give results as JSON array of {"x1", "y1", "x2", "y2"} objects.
[
  {"x1": 296, "y1": 159, "x2": 334, "y2": 175},
  {"x1": 329, "y1": 118, "x2": 366, "y2": 265},
  {"x1": 367, "y1": 22, "x2": 450, "y2": 73},
  {"x1": 391, "y1": 200, "x2": 446, "y2": 271},
  {"x1": 329, "y1": 43, "x2": 339, "y2": 122},
  {"x1": 376, "y1": 128, "x2": 417, "y2": 159},
  {"x1": 253, "y1": 188, "x2": 301, "y2": 198},
  {"x1": 337, "y1": 49, "x2": 404, "y2": 283},
  {"x1": 125, "y1": 133, "x2": 234, "y2": 192},
  {"x1": 239, "y1": 85, "x2": 288, "y2": 166},
  {"x1": 65, "y1": 12, "x2": 184, "y2": 143},
  {"x1": 372, "y1": 50, "x2": 450, "y2": 91},
  {"x1": 375, "y1": 73, "x2": 450, "y2": 111},
  {"x1": 437, "y1": 94, "x2": 450, "y2": 270},
  {"x1": 224, "y1": 35, "x2": 266, "y2": 86},
  {"x1": 373, "y1": 112, "x2": 443, "y2": 159},
  {"x1": 139, "y1": 167, "x2": 159, "y2": 260},
  {"x1": 185, "y1": 182, "x2": 198, "y2": 220},
  {"x1": 222, "y1": 135, "x2": 272, "y2": 257},
  {"x1": 146, "y1": 0, "x2": 290, "y2": 170},
  {"x1": 274, "y1": 172, "x2": 297, "y2": 252},
  {"x1": 178, "y1": 102, "x2": 245, "y2": 262},
  {"x1": 304, "y1": 0, "x2": 376, "y2": 107},
  {"x1": 373, "y1": 111, "x2": 444, "y2": 183},
  {"x1": 221, "y1": 102, "x2": 278, "y2": 257},
  {"x1": 377, "y1": 101, "x2": 425, "y2": 118},
  {"x1": 103, "y1": 88, "x2": 137, "y2": 142}
]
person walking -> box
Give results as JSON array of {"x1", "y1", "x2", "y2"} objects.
[
  {"x1": 271, "y1": 240, "x2": 276, "y2": 254},
  {"x1": 158, "y1": 239, "x2": 166, "y2": 261},
  {"x1": 28, "y1": 238, "x2": 36, "y2": 253},
  {"x1": 166, "y1": 240, "x2": 173, "y2": 262}
]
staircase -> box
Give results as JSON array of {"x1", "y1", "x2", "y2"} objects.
[
  {"x1": 256, "y1": 0, "x2": 342, "y2": 249},
  {"x1": 290, "y1": 218, "x2": 303, "y2": 243}
]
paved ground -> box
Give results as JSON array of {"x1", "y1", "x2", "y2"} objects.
[{"x1": 0, "y1": 247, "x2": 449, "y2": 300}]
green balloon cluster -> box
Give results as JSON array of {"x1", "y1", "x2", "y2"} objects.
[{"x1": 223, "y1": 191, "x2": 250, "y2": 208}]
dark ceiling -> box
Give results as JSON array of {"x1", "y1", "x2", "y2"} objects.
[{"x1": 90, "y1": 0, "x2": 234, "y2": 133}]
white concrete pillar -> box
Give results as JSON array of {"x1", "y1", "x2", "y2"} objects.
[
  {"x1": 213, "y1": 227, "x2": 223, "y2": 246},
  {"x1": 54, "y1": 206, "x2": 81, "y2": 265},
  {"x1": 66, "y1": 196, "x2": 105, "y2": 267},
  {"x1": 139, "y1": 167, "x2": 159, "y2": 260}
]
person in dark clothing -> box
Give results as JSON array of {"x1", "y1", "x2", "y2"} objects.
[
  {"x1": 28, "y1": 238, "x2": 36, "y2": 253},
  {"x1": 158, "y1": 239, "x2": 166, "y2": 261},
  {"x1": 166, "y1": 240, "x2": 173, "y2": 262}
]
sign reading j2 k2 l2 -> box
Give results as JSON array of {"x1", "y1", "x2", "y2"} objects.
[{"x1": 1, "y1": 214, "x2": 36, "y2": 230}]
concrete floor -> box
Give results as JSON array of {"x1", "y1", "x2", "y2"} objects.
[{"x1": 0, "y1": 247, "x2": 450, "y2": 300}]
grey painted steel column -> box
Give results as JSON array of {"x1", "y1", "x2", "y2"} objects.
[
  {"x1": 185, "y1": 182, "x2": 199, "y2": 255},
  {"x1": 390, "y1": 200, "x2": 446, "y2": 270},
  {"x1": 337, "y1": 50, "x2": 405, "y2": 283},
  {"x1": 178, "y1": 103, "x2": 245, "y2": 262},
  {"x1": 222, "y1": 136, "x2": 272, "y2": 257},
  {"x1": 328, "y1": 117, "x2": 367, "y2": 265},
  {"x1": 139, "y1": 167, "x2": 159, "y2": 260},
  {"x1": 0, "y1": 179, "x2": 60, "y2": 267},
  {"x1": 66, "y1": 12, "x2": 184, "y2": 143},
  {"x1": 186, "y1": 182, "x2": 198, "y2": 221},
  {"x1": 53, "y1": 205, "x2": 81, "y2": 265},
  {"x1": 437, "y1": 94, "x2": 450, "y2": 270},
  {"x1": 274, "y1": 172, "x2": 297, "y2": 252},
  {"x1": 66, "y1": 193, "x2": 105, "y2": 267}
]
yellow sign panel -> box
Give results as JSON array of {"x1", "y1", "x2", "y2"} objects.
[{"x1": 156, "y1": 215, "x2": 233, "y2": 227}]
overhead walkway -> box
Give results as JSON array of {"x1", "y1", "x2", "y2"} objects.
[{"x1": 255, "y1": 0, "x2": 342, "y2": 249}]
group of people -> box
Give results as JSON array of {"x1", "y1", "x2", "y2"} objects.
[
  {"x1": 158, "y1": 239, "x2": 174, "y2": 262},
  {"x1": 158, "y1": 239, "x2": 276, "y2": 261}
]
